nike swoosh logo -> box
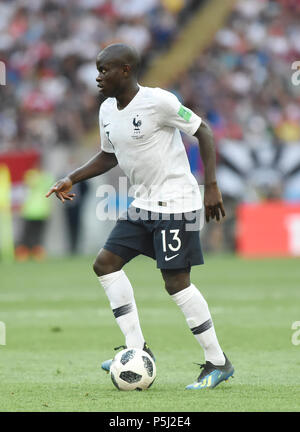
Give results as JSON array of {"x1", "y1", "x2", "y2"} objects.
[
  {"x1": 104, "y1": 123, "x2": 110, "y2": 128},
  {"x1": 164, "y1": 254, "x2": 179, "y2": 261}
]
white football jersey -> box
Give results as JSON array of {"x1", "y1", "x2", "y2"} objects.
[{"x1": 99, "y1": 85, "x2": 202, "y2": 213}]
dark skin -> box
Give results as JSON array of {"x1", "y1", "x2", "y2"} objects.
[
  {"x1": 46, "y1": 43, "x2": 225, "y2": 295},
  {"x1": 194, "y1": 122, "x2": 225, "y2": 224}
]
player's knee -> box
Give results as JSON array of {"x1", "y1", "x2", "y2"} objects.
[
  {"x1": 93, "y1": 259, "x2": 101, "y2": 276},
  {"x1": 93, "y1": 257, "x2": 113, "y2": 276},
  {"x1": 161, "y1": 269, "x2": 190, "y2": 295},
  {"x1": 93, "y1": 249, "x2": 124, "y2": 276},
  {"x1": 164, "y1": 279, "x2": 185, "y2": 295},
  {"x1": 93, "y1": 259, "x2": 110, "y2": 276}
]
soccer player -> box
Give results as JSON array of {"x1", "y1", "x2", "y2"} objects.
[{"x1": 46, "y1": 44, "x2": 234, "y2": 389}]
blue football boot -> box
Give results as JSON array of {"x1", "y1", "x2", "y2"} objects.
[{"x1": 186, "y1": 353, "x2": 234, "y2": 389}]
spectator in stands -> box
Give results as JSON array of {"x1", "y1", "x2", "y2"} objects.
[
  {"x1": 0, "y1": 0, "x2": 195, "y2": 153},
  {"x1": 172, "y1": 0, "x2": 300, "y2": 251}
]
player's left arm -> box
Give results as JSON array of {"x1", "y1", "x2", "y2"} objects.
[{"x1": 194, "y1": 121, "x2": 225, "y2": 222}]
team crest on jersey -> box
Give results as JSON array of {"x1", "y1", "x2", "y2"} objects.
[
  {"x1": 132, "y1": 115, "x2": 144, "y2": 139},
  {"x1": 133, "y1": 115, "x2": 142, "y2": 131}
]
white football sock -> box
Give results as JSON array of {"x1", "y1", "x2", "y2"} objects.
[
  {"x1": 171, "y1": 284, "x2": 225, "y2": 365},
  {"x1": 98, "y1": 270, "x2": 145, "y2": 349}
]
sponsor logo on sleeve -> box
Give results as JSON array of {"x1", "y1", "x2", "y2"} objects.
[{"x1": 178, "y1": 105, "x2": 192, "y2": 122}]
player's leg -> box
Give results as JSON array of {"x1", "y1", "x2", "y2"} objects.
[
  {"x1": 161, "y1": 268, "x2": 225, "y2": 365},
  {"x1": 94, "y1": 248, "x2": 145, "y2": 350},
  {"x1": 161, "y1": 268, "x2": 234, "y2": 389},
  {"x1": 95, "y1": 209, "x2": 156, "y2": 371},
  {"x1": 155, "y1": 211, "x2": 234, "y2": 388},
  {"x1": 93, "y1": 247, "x2": 125, "y2": 276}
]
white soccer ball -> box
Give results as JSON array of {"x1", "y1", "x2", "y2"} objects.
[{"x1": 110, "y1": 348, "x2": 156, "y2": 391}]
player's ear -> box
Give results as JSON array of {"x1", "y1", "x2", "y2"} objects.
[{"x1": 123, "y1": 64, "x2": 131, "y2": 76}]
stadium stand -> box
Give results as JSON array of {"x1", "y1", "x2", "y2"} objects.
[
  {"x1": 170, "y1": 0, "x2": 300, "y2": 203},
  {"x1": 1, "y1": 0, "x2": 300, "y2": 255},
  {"x1": 168, "y1": 0, "x2": 300, "y2": 251},
  {"x1": 0, "y1": 0, "x2": 201, "y2": 152}
]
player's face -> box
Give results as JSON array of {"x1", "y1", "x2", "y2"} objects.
[{"x1": 96, "y1": 56, "x2": 125, "y2": 98}]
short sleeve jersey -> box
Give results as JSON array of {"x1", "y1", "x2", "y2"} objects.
[{"x1": 99, "y1": 86, "x2": 202, "y2": 213}]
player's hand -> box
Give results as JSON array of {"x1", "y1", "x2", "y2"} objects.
[
  {"x1": 204, "y1": 182, "x2": 225, "y2": 223},
  {"x1": 45, "y1": 177, "x2": 76, "y2": 203}
]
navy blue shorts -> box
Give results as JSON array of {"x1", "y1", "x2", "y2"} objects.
[{"x1": 103, "y1": 207, "x2": 204, "y2": 270}]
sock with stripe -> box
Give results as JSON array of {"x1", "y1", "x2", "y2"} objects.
[
  {"x1": 98, "y1": 270, "x2": 145, "y2": 349},
  {"x1": 171, "y1": 284, "x2": 225, "y2": 365}
]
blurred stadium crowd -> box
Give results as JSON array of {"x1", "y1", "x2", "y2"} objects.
[
  {"x1": 175, "y1": 0, "x2": 300, "y2": 203},
  {"x1": 172, "y1": 0, "x2": 300, "y2": 250},
  {"x1": 1, "y1": 0, "x2": 300, "y2": 256},
  {"x1": 0, "y1": 0, "x2": 199, "y2": 152}
]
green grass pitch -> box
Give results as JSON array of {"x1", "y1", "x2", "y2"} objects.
[{"x1": 1, "y1": 254, "x2": 300, "y2": 412}]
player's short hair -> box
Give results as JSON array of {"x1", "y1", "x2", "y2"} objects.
[{"x1": 98, "y1": 44, "x2": 140, "y2": 77}]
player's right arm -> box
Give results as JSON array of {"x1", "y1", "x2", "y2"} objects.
[{"x1": 46, "y1": 151, "x2": 118, "y2": 202}]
